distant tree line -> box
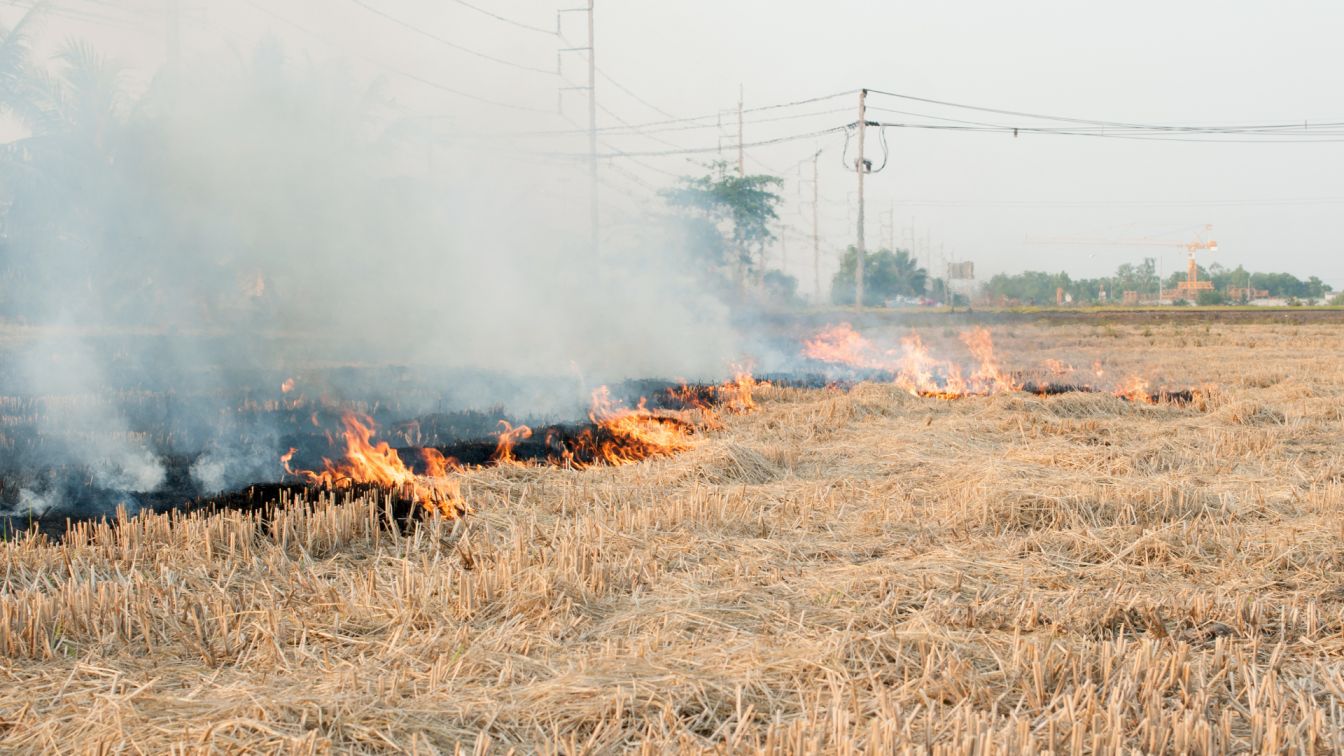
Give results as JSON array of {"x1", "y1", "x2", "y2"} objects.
[{"x1": 983, "y1": 258, "x2": 1334, "y2": 306}]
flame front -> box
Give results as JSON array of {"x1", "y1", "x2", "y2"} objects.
[
  {"x1": 283, "y1": 412, "x2": 464, "y2": 517},
  {"x1": 802, "y1": 323, "x2": 885, "y2": 369},
  {"x1": 281, "y1": 372, "x2": 759, "y2": 510},
  {"x1": 805, "y1": 322, "x2": 1017, "y2": 399},
  {"x1": 1114, "y1": 376, "x2": 1154, "y2": 404},
  {"x1": 494, "y1": 421, "x2": 533, "y2": 464},
  {"x1": 561, "y1": 387, "x2": 694, "y2": 468}
]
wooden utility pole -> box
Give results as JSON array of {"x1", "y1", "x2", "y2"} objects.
[
  {"x1": 812, "y1": 149, "x2": 822, "y2": 302},
  {"x1": 586, "y1": 0, "x2": 598, "y2": 255},
  {"x1": 854, "y1": 88, "x2": 868, "y2": 311},
  {"x1": 737, "y1": 85, "x2": 745, "y2": 177}
]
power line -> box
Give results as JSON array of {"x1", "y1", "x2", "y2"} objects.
[
  {"x1": 446, "y1": 0, "x2": 553, "y2": 36},
  {"x1": 554, "y1": 124, "x2": 850, "y2": 159},
  {"x1": 867, "y1": 88, "x2": 1344, "y2": 137},
  {"x1": 555, "y1": 107, "x2": 684, "y2": 178},
  {"x1": 347, "y1": 0, "x2": 555, "y2": 76},
  {"x1": 871, "y1": 120, "x2": 1344, "y2": 143},
  {"x1": 506, "y1": 90, "x2": 859, "y2": 138},
  {"x1": 594, "y1": 67, "x2": 677, "y2": 120},
  {"x1": 880, "y1": 197, "x2": 1344, "y2": 208},
  {"x1": 239, "y1": 0, "x2": 551, "y2": 113}
]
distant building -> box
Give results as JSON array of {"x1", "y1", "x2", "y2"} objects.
[{"x1": 1227, "y1": 287, "x2": 1270, "y2": 303}]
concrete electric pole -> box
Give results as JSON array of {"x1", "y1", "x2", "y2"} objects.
[
  {"x1": 737, "y1": 85, "x2": 745, "y2": 177},
  {"x1": 586, "y1": 0, "x2": 598, "y2": 255},
  {"x1": 558, "y1": 3, "x2": 599, "y2": 255},
  {"x1": 854, "y1": 88, "x2": 868, "y2": 311},
  {"x1": 812, "y1": 149, "x2": 822, "y2": 302}
]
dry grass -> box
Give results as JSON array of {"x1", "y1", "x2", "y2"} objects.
[{"x1": 3, "y1": 322, "x2": 1344, "y2": 753}]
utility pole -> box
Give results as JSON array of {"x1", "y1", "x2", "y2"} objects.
[
  {"x1": 586, "y1": 0, "x2": 598, "y2": 255},
  {"x1": 559, "y1": 3, "x2": 599, "y2": 255},
  {"x1": 737, "y1": 85, "x2": 745, "y2": 177},
  {"x1": 854, "y1": 88, "x2": 868, "y2": 311},
  {"x1": 812, "y1": 149, "x2": 822, "y2": 302}
]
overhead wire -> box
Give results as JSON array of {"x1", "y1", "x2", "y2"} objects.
[
  {"x1": 347, "y1": 0, "x2": 555, "y2": 76},
  {"x1": 866, "y1": 89, "x2": 1344, "y2": 140},
  {"x1": 571, "y1": 124, "x2": 850, "y2": 159},
  {"x1": 239, "y1": 0, "x2": 552, "y2": 113},
  {"x1": 501, "y1": 90, "x2": 859, "y2": 138},
  {"x1": 445, "y1": 0, "x2": 554, "y2": 36},
  {"x1": 871, "y1": 120, "x2": 1344, "y2": 143}
]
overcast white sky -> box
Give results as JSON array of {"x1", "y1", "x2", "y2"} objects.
[{"x1": 7, "y1": 1, "x2": 1344, "y2": 291}]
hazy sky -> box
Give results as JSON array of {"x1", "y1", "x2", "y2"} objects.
[{"x1": 7, "y1": 1, "x2": 1344, "y2": 290}]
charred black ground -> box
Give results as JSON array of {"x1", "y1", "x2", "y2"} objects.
[{"x1": 0, "y1": 371, "x2": 1204, "y2": 541}]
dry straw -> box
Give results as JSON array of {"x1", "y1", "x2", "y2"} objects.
[{"x1": 1, "y1": 322, "x2": 1342, "y2": 753}]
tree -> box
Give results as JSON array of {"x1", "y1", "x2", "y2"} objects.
[
  {"x1": 663, "y1": 161, "x2": 782, "y2": 289},
  {"x1": 1196, "y1": 289, "x2": 1226, "y2": 306},
  {"x1": 982, "y1": 270, "x2": 1071, "y2": 305},
  {"x1": 761, "y1": 269, "x2": 800, "y2": 307},
  {"x1": 831, "y1": 247, "x2": 927, "y2": 307}
]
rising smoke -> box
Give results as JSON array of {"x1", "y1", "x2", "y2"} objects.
[{"x1": 0, "y1": 22, "x2": 743, "y2": 510}]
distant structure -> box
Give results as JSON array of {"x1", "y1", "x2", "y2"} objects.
[
  {"x1": 1169, "y1": 232, "x2": 1219, "y2": 300},
  {"x1": 1029, "y1": 224, "x2": 1219, "y2": 304},
  {"x1": 946, "y1": 261, "x2": 975, "y2": 309},
  {"x1": 1227, "y1": 286, "x2": 1270, "y2": 303}
]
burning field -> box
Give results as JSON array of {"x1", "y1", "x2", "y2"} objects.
[{"x1": 1, "y1": 319, "x2": 1343, "y2": 751}]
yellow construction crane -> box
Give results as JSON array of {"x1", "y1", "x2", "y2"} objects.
[{"x1": 1028, "y1": 225, "x2": 1219, "y2": 302}]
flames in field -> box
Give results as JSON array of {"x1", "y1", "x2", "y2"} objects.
[
  {"x1": 494, "y1": 421, "x2": 533, "y2": 464},
  {"x1": 282, "y1": 373, "x2": 760, "y2": 515},
  {"x1": 804, "y1": 322, "x2": 1189, "y2": 404},
  {"x1": 1114, "y1": 375, "x2": 1153, "y2": 404},
  {"x1": 804, "y1": 323, "x2": 1016, "y2": 398},
  {"x1": 558, "y1": 387, "x2": 694, "y2": 468},
  {"x1": 282, "y1": 413, "x2": 466, "y2": 517}
]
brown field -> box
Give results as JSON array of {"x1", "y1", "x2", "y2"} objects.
[{"x1": 3, "y1": 320, "x2": 1344, "y2": 753}]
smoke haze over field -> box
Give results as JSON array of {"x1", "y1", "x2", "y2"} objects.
[
  {"x1": 0, "y1": 15, "x2": 747, "y2": 507},
  {"x1": 3, "y1": 2, "x2": 1344, "y2": 509}
]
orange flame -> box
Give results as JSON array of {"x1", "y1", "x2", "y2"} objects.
[
  {"x1": 806, "y1": 323, "x2": 1017, "y2": 399},
  {"x1": 494, "y1": 421, "x2": 533, "y2": 464},
  {"x1": 561, "y1": 387, "x2": 695, "y2": 468},
  {"x1": 282, "y1": 412, "x2": 465, "y2": 517},
  {"x1": 960, "y1": 327, "x2": 1017, "y2": 396},
  {"x1": 721, "y1": 369, "x2": 758, "y2": 413},
  {"x1": 1115, "y1": 376, "x2": 1155, "y2": 404},
  {"x1": 1043, "y1": 359, "x2": 1073, "y2": 378},
  {"x1": 802, "y1": 323, "x2": 885, "y2": 369},
  {"x1": 280, "y1": 378, "x2": 295, "y2": 394}
]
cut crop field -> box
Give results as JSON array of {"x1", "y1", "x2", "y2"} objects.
[{"x1": 3, "y1": 321, "x2": 1344, "y2": 753}]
